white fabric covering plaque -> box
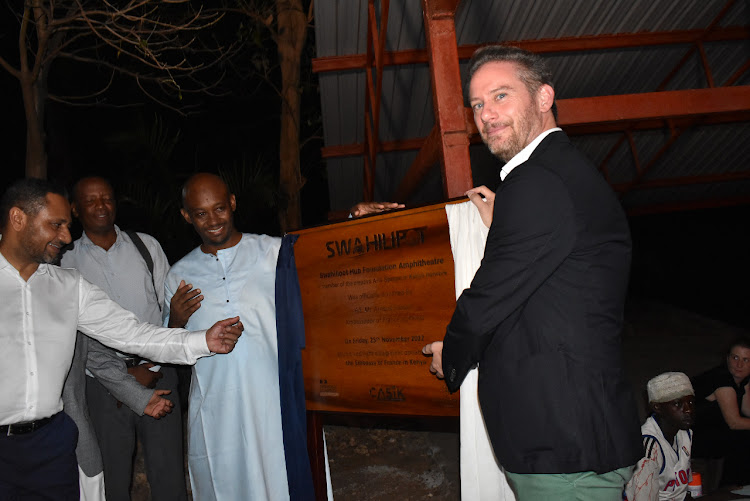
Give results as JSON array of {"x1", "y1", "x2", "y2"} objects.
[{"x1": 446, "y1": 201, "x2": 515, "y2": 501}]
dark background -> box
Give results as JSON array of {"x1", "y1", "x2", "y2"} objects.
[{"x1": 0, "y1": 9, "x2": 747, "y2": 332}]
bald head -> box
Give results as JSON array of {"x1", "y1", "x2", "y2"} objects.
[
  {"x1": 180, "y1": 173, "x2": 240, "y2": 253},
  {"x1": 181, "y1": 173, "x2": 229, "y2": 208}
]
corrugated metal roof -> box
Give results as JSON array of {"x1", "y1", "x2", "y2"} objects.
[{"x1": 314, "y1": 0, "x2": 749, "y2": 214}]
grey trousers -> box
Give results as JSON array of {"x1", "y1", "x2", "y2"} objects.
[{"x1": 86, "y1": 366, "x2": 187, "y2": 501}]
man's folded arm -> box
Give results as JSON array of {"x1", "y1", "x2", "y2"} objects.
[{"x1": 442, "y1": 169, "x2": 576, "y2": 391}]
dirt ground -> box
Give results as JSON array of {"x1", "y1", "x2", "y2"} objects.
[
  {"x1": 130, "y1": 416, "x2": 459, "y2": 500},
  {"x1": 324, "y1": 416, "x2": 460, "y2": 500}
]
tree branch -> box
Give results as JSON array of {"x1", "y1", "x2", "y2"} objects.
[
  {"x1": 18, "y1": 5, "x2": 32, "y2": 77},
  {"x1": 0, "y1": 54, "x2": 21, "y2": 80}
]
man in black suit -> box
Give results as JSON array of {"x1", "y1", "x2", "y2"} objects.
[{"x1": 423, "y1": 45, "x2": 642, "y2": 499}]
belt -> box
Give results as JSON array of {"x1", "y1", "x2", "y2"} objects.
[{"x1": 2, "y1": 413, "x2": 57, "y2": 436}]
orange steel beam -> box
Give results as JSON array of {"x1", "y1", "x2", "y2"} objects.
[
  {"x1": 321, "y1": 138, "x2": 426, "y2": 159},
  {"x1": 656, "y1": 0, "x2": 736, "y2": 91},
  {"x1": 361, "y1": 0, "x2": 391, "y2": 201},
  {"x1": 393, "y1": 126, "x2": 442, "y2": 202},
  {"x1": 312, "y1": 26, "x2": 749, "y2": 73},
  {"x1": 432, "y1": 0, "x2": 462, "y2": 13},
  {"x1": 562, "y1": 110, "x2": 750, "y2": 136},
  {"x1": 362, "y1": 1, "x2": 375, "y2": 201},
  {"x1": 625, "y1": 131, "x2": 642, "y2": 176},
  {"x1": 421, "y1": 0, "x2": 473, "y2": 199},
  {"x1": 372, "y1": 0, "x2": 390, "y2": 164},
  {"x1": 724, "y1": 58, "x2": 750, "y2": 86},
  {"x1": 554, "y1": 86, "x2": 750, "y2": 125},
  {"x1": 619, "y1": 119, "x2": 692, "y2": 199},
  {"x1": 363, "y1": 114, "x2": 375, "y2": 199},
  {"x1": 597, "y1": 135, "x2": 625, "y2": 182},
  {"x1": 617, "y1": 0, "x2": 739, "y2": 197},
  {"x1": 320, "y1": 106, "x2": 750, "y2": 160},
  {"x1": 697, "y1": 42, "x2": 716, "y2": 88},
  {"x1": 548, "y1": 89, "x2": 748, "y2": 193}
]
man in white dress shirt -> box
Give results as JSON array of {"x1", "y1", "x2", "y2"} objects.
[{"x1": 0, "y1": 178, "x2": 243, "y2": 500}]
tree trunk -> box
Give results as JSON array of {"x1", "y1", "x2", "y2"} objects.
[
  {"x1": 21, "y1": 74, "x2": 47, "y2": 179},
  {"x1": 19, "y1": 2, "x2": 49, "y2": 179},
  {"x1": 276, "y1": 0, "x2": 307, "y2": 232}
]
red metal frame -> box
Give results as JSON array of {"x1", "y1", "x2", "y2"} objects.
[
  {"x1": 312, "y1": 27, "x2": 749, "y2": 73},
  {"x1": 321, "y1": 87, "x2": 750, "y2": 159},
  {"x1": 603, "y1": 0, "x2": 744, "y2": 200},
  {"x1": 392, "y1": 126, "x2": 442, "y2": 202},
  {"x1": 317, "y1": 0, "x2": 749, "y2": 213},
  {"x1": 361, "y1": 0, "x2": 390, "y2": 202},
  {"x1": 420, "y1": 0, "x2": 473, "y2": 199}
]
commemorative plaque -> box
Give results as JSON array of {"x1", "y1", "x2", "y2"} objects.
[{"x1": 293, "y1": 202, "x2": 461, "y2": 416}]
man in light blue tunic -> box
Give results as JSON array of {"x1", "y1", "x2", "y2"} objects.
[{"x1": 164, "y1": 173, "x2": 290, "y2": 500}]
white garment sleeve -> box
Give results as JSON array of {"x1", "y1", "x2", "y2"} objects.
[
  {"x1": 76, "y1": 275, "x2": 209, "y2": 364},
  {"x1": 78, "y1": 467, "x2": 106, "y2": 501}
]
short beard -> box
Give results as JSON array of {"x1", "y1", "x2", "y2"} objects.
[
  {"x1": 21, "y1": 233, "x2": 58, "y2": 264},
  {"x1": 486, "y1": 131, "x2": 525, "y2": 163},
  {"x1": 483, "y1": 104, "x2": 537, "y2": 163}
]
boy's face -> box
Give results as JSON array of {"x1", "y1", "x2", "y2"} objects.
[{"x1": 654, "y1": 394, "x2": 695, "y2": 430}]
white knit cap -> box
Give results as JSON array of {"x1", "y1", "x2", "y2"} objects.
[{"x1": 647, "y1": 372, "x2": 694, "y2": 403}]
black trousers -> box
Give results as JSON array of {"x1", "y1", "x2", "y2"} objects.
[
  {"x1": 86, "y1": 366, "x2": 187, "y2": 501},
  {"x1": 0, "y1": 412, "x2": 79, "y2": 500}
]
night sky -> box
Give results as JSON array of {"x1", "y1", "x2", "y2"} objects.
[{"x1": 0, "y1": 4, "x2": 328, "y2": 256}]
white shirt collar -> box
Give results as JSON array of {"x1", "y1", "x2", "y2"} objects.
[{"x1": 499, "y1": 127, "x2": 562, "y2": 181}]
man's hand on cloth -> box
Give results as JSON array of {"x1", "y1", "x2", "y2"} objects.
[{"x1": 465, "y1": 186, "x2": 495, "y2": 228}]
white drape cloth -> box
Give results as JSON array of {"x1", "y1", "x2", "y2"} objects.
[
  {"x1": 445, "y1": 201, "x2": 516, "y2": 501},
  {"x1": 78, "y1": 468, "x2": 105, "y2": 501}
]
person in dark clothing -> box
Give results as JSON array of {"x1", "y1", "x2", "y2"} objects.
[
  {"x1": 421, "y1": 45, "x2": 641, "y2": 500},
  {"x1": 691, "y1": 337, "x2": 750, "y2": 487}
]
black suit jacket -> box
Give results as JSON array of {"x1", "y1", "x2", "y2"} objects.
[{"x1": 442, "y1": 131, "x2": 641, "y2": 474}]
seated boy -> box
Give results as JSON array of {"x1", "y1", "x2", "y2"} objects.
[{"x1": 625, "y1": 372, "x2": 696, "y2": 501}]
